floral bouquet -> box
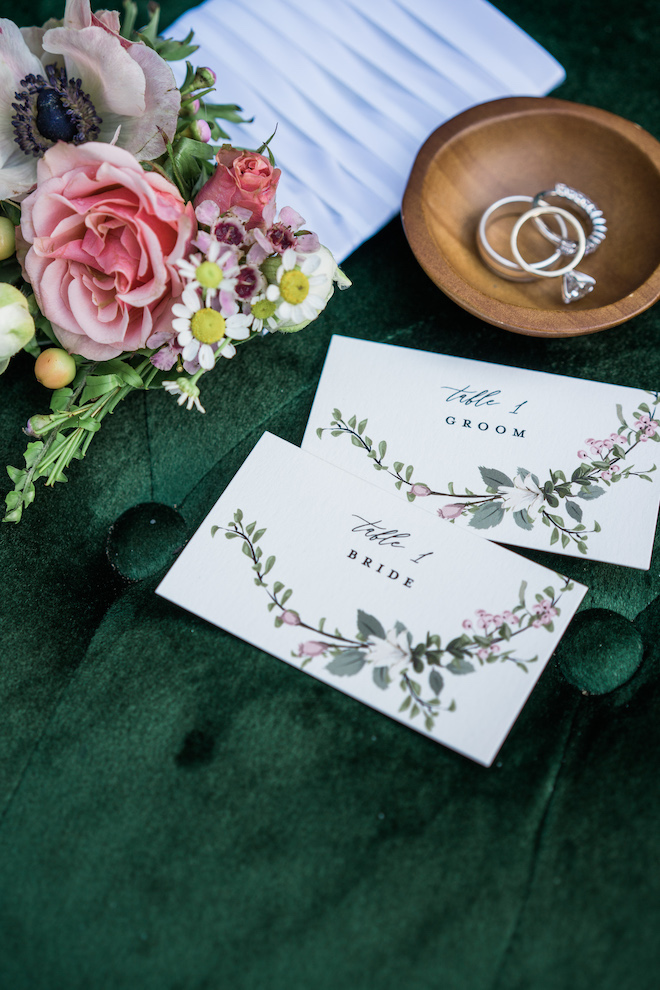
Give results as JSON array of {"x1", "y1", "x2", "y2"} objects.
[{"x1": 0, "y1": 0, "x2": 349, "y2": 523}]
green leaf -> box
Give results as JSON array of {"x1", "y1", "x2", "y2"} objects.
[
  {"x1": 273, "y1": 581, "x2": 284, "y2": 595},
  {"x1": 405, "y1": 465, "x2": 413, "y2": 482},
  {"x1": 234, "y1": 509, "x2": 243, "y2": 523},
  {"x1": 316, "y1": 427, "x2": 323, "y2": 439},
  {"x1": 447, "y1": 656, "x2": 475, "y2": 675},
  {"x1": 373, "y1": 666, "x2": 390, "y2": 690},
  {"x1": 429, "y1": 669, "x2": 444, "y2": 696},
  {"x1": 348, "y1": 415, "x2": 356, "y2": 429},
  {"x1": 281, "y1": 588, "x2": 293, "y2": 605},
  {"x1": 241, "y1": 541, "x2": 252, "y2": 557},
  {"x1": 351, "y1": 435, "x2": 363, "y2": 447},
  {"x1": 357, "y1": 609, "x2": 386, "y2": 640},
  {"x1": 224, "y1": 531, "x2": 239, "y2": 539},
  {"x1": 550, "y1": 527, "x2": 559, "y2": 545},
  {"x1": 576, "y1": 486, "x2": 606, "y2": 501},
  {"x1": 513, "y1": 508, "x2": 534, "y2": 531},
  {"x1": 6, "y1": 465, "x2": 26, "y2": 486},
  {"x1": 469, "y1": 502, "x2": 505, "y2": 530},
  {"x1": 358, "y1": 419, "x2": 368, "y2": 434},
  {"x1": 565, "y1": 500, "x2": 583, "y2": 523},
  {"x1": 252, "y1": 528, "x2": 266, "y2": 542},
  {"x1": 393, "y1": 461, "x2": 404, "y2": 473},
  {"x1": 398, "y1": 695, "x2": 412, "y2": 712},
  {"x1": 263, "y1": 555, "x2": 275, "y2": 574},
  {"x1": 332, "y1": 408, "x2": 342, "y2": 421},
  {"x1": 479, "y1": 466, "x2": 514, "y2": 489},
  {"x1": 518, "y1": 580, "x2": 527, "y2": 606},
  {"x1": 245, "y1": 521, "x2": 256, "y2": 537},
  {"x1": 80, "y1": 374, "x2": 123, "y2": 403},
  {"x1": 94, "y1": 358, "x2": 144, "y2": 388},
  {"x1": 326, "y1": 650, "x2": 366, "y2": 676},
  {"x1": 24, "y1": 441, "x2": 44, "y2": 469},
  {"x1": 50, "y1": 387, "x2": 74, "y2": 412},
  {"x1": 210, "y1": 525, "x2": 219, "y2": 537}
]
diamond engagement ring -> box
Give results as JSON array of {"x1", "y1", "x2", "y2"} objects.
[{"x1": 510, "y1": 205, "x2": 592, "y2": 304}]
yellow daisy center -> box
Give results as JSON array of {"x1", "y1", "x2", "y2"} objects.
[
  {"x1": 280, "y1": 269, "x2": 309, "y2": 304},
  {"x1": 251, "y1": 298, "x2": 277, "y2": 320},
  {"x1": 190, "y1": 308, "x2": 226, "y2": 344},
  {"x1": 195, "y1": 261, "x2": 223, "y2": 288}
]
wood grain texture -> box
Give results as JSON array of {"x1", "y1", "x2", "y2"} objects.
[{"x1": 401, "y1": 96, "x2": 660, "y2": 337}]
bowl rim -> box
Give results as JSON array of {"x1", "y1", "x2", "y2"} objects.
[{"x1": 401, "y1": 95, "x2": 660, "y2": 337}]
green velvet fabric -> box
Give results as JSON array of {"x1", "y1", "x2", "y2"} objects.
[{"x1": 1, "y1": 3, "x2": 659, "y2": 988}]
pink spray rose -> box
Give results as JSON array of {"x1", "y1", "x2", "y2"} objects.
[
  {"x1": 297, "y1": 642, "x2": 328, "y2": 658},
  {"x1": 437, "y1": 503, "x2": 466, "y2": 519},
  {"x1": 194, "y1": 147, "x2": 281, "y2": 229},
  {"x1": 18, "y1": 141, "x2": 196, "y2": 360}
]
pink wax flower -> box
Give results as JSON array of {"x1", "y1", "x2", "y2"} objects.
[
  {"x1": 250, "y1": 203, "x2": 321, "y2": 261},
  {"x1": 577, "y1": 450, "x2": 589, "y2": 460},
  {"x1": 193, "y1": 147, "x2": 281, "y2": 229},
  {"x1": 462, "y1": 619, "x2": 473, "y2": 630},
  {"x1": 297, "y1": 641, "x2": 328, "y2": 657},
  {"x1": 17, "y1": 142, "x2": 195, "y2": 360},
  {"x1": 437, "y1": 503, "x2": 465, "y2": 519},
  {"x1": 411, "y1": 483, "x2": 431, "y2": 497},
  {"x1": 281, "y1": 610, "x2": 301, "y2": 626}
]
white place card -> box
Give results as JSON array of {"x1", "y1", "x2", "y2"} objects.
[
  {"x1": 157, "y1": 433, "x2": 586, "y2": 765},
  {"x1": 301, "y1": 336, "x2": 660, "y2": 570},
  {"x1": 168, "y1": 0, "x2": 564, "y2": 261}
]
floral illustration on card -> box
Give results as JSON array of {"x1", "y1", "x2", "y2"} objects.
[
  {"x1": 212, "y1": 511, "x2": 575, "y2": 732},
  {"x1": 316, "y1": 393, "x2": 659, "y2": 553}
]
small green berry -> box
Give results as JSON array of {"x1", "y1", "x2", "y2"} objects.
[{"x1": 0, "y1": 217, "x2": 15, "y2": 261}]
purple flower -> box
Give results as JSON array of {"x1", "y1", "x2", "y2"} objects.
[
  {"x1": 411, "y1": 483, "x2": 431, "y2": 497},
  {"x1": 281, "y1": 610, "x2": 301, "y2": 626}
]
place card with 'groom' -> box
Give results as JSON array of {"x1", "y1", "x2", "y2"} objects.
[
  {"x1": 157, "y1": 433, "x2": 586, "y2": 766},
  {"x1": 301, "y1": 336, "x2": 660, "y2": 570}
]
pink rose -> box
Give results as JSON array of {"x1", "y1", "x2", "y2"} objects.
[
  {"x1": 18, "y1": 142, "x2": 196, "y2": 360},
  {"x1": 194, "y1": 147, "x2": 281, "y2": 229},
  {"x1": 297, "y1": 641, "x2": 328, "y2": 658},
  {"x1": 437, "y1": 503, "x2": 466, "y2": 519}
]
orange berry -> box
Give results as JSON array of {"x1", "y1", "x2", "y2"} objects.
[{"x1": 34, "y1": 348, "x2": 77, "y2": 389}]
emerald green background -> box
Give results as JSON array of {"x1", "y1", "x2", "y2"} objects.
[{"x1": 2, "y1": 2, "x2": 660, "y2": 988}]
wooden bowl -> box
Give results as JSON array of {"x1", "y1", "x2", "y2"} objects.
[{"x1": 401, "y1": 96, "x2": 660, "y2": 337}]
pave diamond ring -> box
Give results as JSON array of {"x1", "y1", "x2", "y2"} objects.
[{"x1": 532, "y1": 182, "x2": 607, "y2": 257}]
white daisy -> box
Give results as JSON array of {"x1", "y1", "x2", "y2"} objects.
[
  {"x1": 162, "y1": 378, "x2": 206, "y2": 413},
  {"x1": 174, "y1": 241, "x2": 239, "y2": 306},
  {"x1": 265, "y1": 247, "x2": 332, "y2": 326},
  {"x1": 247, "y1": 294, "x2": 279, "y2": 335},
  {"x1": 171, "y1": 285, "x2": 252, "y2": 369}
]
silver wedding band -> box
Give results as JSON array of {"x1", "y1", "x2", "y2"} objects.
[{"x1": 477, "y1": 195, "x2": 570, "y2": 282}]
